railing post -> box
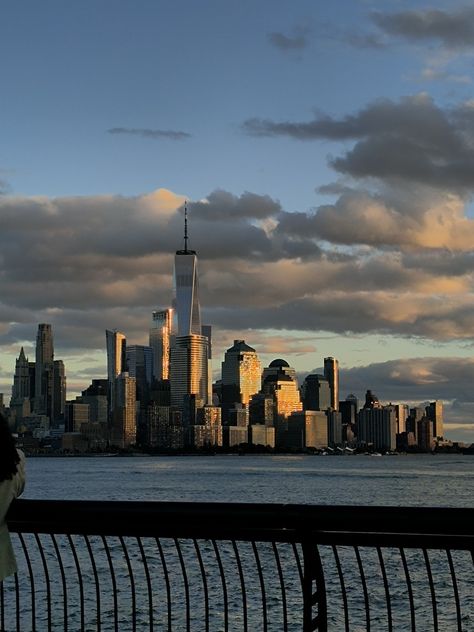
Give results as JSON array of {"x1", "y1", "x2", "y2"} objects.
[{"x1": 302, "y1": 537, "x2": 327, "y2": 632}]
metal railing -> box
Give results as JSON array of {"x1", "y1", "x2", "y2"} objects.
[{"x1": 2, "y1": 500, "x2": 474, "y2": 631}]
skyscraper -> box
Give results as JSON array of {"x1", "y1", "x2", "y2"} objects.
[
  {"x1": 52, "y1": 359, "x2": 66, "y2": 425},
  {"x1": 111, "y1": 372, "x2": 136, "y2": 448},
  {"x1": 149, "y1": 308, "x2": 173, "y2": 381},
  {"x1": 106, "y1": 329, "x2": 126, "y2": 414},
  {"x1": 35, "y1": 324, "x2": 54, "y2": 418},
  {"x1": 173, "y1": 204, "x2": 201, "y2": 337},
  {"x1": 323, "y1": 357, "x2": 339, "y2": 411},
  {"x1": 170, "y1": 334, "x2": 209, "y2": 409},
  {"x1": 221, "y1": 340, "x2": 261, "y2": 421},
  {"x1": 169, "y1": 204, "x2": 209, "y2": 410},
  {"x1": 426, "y1": 400, "x2": 444, "y2": 439},
  {"x1": 301, "y1": 374, "x2": 331, "y2": 411}
]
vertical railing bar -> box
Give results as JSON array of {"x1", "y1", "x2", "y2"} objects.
[
  {"x1": 174, "y1": 538, "x2": 191, "y2": 632},
  {"x1": 272, "y1": 542, "x2": 288, "y2": 632},
  {"x1": 119, "y1": 535, "x2": 136, "y2": 632},
  {"x1": 101, "y1": 536, "x2": 119, "y2": 632},
  {"x1": 376, "y1": 547, "x2": 392, "y2": 632},
  {"x1": 302, "y1": 541, "x2": 327, "y2": 632},
  {"x1": 18, "y1": 532, "x2": 37, "y2": 631},
  {"x1": 292, "y1": 542, "x2": 304, "y2": 587},
  {"x1": 332, "y1": 546, "x2": 349, "y2": 632},
  {"x1": 136, "y1": 537, "x2": 154, "y2": 632},
  {"x1": 156, "y1": 539, "x2": 172, "y2": 631},
  {"x1": 399, "y1": 548, "x2": 416, "y2": 632},
  {"x1": 67, "y1": 534, "x2": 85, "y2": 631},
  {"x1": 212, "y1": 540, "x2": 229, "y2": 632},
  {"x1": 354, "y1": 547, "x2": 370, "y2": 632},
  {"x1": 252, "y1": 541, "x2": 268, "y2": 632},
  {"x1": 446, "y1": 549, "x2": 462, "y2": 631},
  {"x1": 14, "y1": 571, "x2": 20, "y2": 632},
  {"x1": 193, "y1": 539, "x2": 210, "y2": 632},
  {"x1": 422, "y1": 549, "x2": 438, "y2": 632},
  {"x1": 84, "y1": 535, "x2": 101, "y2": 631},
  {"x1": 34, "y1": 533, "x2": 52, "y2": 632},
  {"x1": 51, "y1": 534, "x2": 68, "y2": 632},
  {"x1": 232, "y1": 540, "x2": 248, "y2": 632}
]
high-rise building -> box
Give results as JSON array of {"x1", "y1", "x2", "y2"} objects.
[
  {"x1": 169, "y1": 205, "x2": 209, "y2": 410},
  {"x1": 149, "y1": 308, "x2": 173, "y2": 381},
  {"x1": 357, "y1": 406, "x2": 397, "y2": 451},
  {"x1": 170, "y1": 334, "x2": 209, "y2": 409},
  {"x1": 52, "y1": 360, "x2": 66, "y2": 425},
  {"x1": 221, "y1": 340, "x2": 261, "y2": 422},
  {"x1": 324, "y1": 357, "x2": 339, "y2": 411},
  {"x1": 35, "y1": 323, "x2": 54, "y2": 418},
  {"x1": 426, "y1": 400, "x2": 443, "y2": 439},
  {"x1": 79, "y1": 379, "x2": 108, "y2": 424},
  {"x1": 261, "y1": 359, "x2": 302, "y2": 445},
  {"x1": 111, "y1": 372, "x2": 136, "y2": 448},
  {"x1": 173, "y1": 204, "x2": 201, "y2": 337},
  {"x1": 11, "y1": 347, "x2": 32, "y2": 406},
  {"x1": 106, "y1": 329, "x2": 126, "y2": 414},
  {"x1": 301, "y1": 374, "x2": 331, "y2": 411},
  {"x1": 126, "y1": 345, "x2": 153, "y2": 398}
]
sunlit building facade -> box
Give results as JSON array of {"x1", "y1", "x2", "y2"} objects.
[
  {"x1": 149, "y1": 308, "x2": 173, "y2": 380},
  {"x1": 112, "y1": 372, "x2": 136, "y2": 448},
  {"x1": 426, "y1": 400, "x2": 443, "y2": 439},
  {"x1": 170, "y1": 334, "x2": 209, "y2": 409},
  {"x1": 106, "y1": 329, "x2": 126, "y2": 414}
]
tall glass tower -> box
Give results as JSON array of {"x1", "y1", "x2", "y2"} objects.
[
  {"x1": 173, "y1": 204, "x2": 201, "y2": 336},
  {"x1": 170, "y1": 204, "x2": 209, "y2": 410}
]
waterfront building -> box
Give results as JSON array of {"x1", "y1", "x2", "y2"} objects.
[
  {"x1": 301, "y1": 374, "x2": 331, "y2": 411},
  {"x1": 324, "y1": 357, "x2": 339, "y2": 411},
  {"x1": 221, "y1": 340, "x2": 261, "y2": 423},
  {"x1": 288, "y1": 410, "x2": 328, "y2": 449},
  {"x1": 249, "y1": 424, "x2": 275, "y2": 448},
  {"x1": 223, "y1": 425, "x2": 248, "y2": 448},
  {"x1": 357, "y1": 406, "x2": 397, "y2": 451},
  {"x1": 149, "y1": 308, "x2": 173, "y2": 381},
  {"x1": 111, "y1": 372, "x2": 136, "y2": 448},
  {"x1": 146, "y1": 404, "x2": 184, "y2": 449},
  {"x1": 417, "y1": 417, "x2": 435, "y2": 451},
  {"x1": 426, "y1": 400, "x2": 443, "y2": 439},
  {"x1": 193, "y1": 405, "x2": 223, "y2": 448},
  {"x1": 327, "y1": 410, "x2": 343, "y2": 447}
]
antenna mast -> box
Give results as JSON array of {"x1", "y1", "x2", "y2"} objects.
[{"x1": 184, "y1": 200, "x2": 189, "y2": 253}]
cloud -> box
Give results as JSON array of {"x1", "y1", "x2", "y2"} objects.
[
  {"x1": 339, "y1": 357, "x2": 474, "y2": 404},
  {"x1": 371, "y1": 7, "x2": 474, "y2": 50},
  {"x1": 267, "y1": 26, "x2": 310, "y2": 52},
  {"x1": 107, "y1": 127, "x2": 191, "y2": 140},
  {"x1": 243, "y1": 94, "x2": 474, "y2": 192}
]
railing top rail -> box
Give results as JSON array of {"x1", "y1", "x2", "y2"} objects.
[{"x1": 7, "y1": 499, "x2": 474, "y2": 548}]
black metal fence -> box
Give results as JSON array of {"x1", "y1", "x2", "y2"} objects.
[{"x1": 2, "y1": 500, "x2": 474, "y2": 631}]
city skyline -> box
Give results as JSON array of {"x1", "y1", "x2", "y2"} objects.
[{"x1": 2, "y1": 1, "x2": 474, "y2": 441}]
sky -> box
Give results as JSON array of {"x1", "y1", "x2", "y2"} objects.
[{"x1": 2, "y1": 0, "x2": 474, "y2": 442}]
